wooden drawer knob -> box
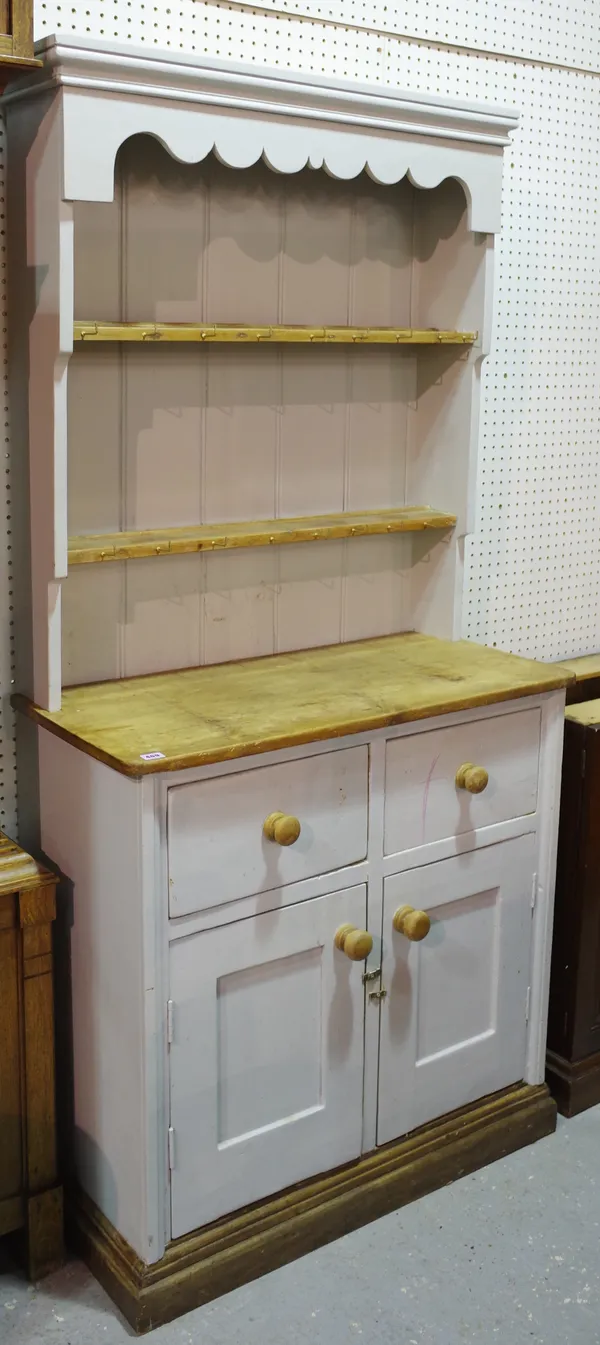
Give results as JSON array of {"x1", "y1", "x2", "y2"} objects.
[
  {"x1": 455, "y1": 763, "x2": 489, "y2": 794},
  {"x1": 334, "y1": 923, "x2": 373, "y2": 961},
  {"x1": 263, "y1": 812, "x2": 301, "y2": 846},
  {"x1": 393, "y1": 905, "x2": 431, "y2": 942}
]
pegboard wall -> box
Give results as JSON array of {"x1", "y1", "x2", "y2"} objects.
[{"x1": 1, "y1": 1, "x2": 599, "y2": 831}]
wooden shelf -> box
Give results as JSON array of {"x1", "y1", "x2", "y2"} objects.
[
  {"x1": 14, "y1": 633, "x2": 572, "y2": 778},
  {"x1": 68, "y1": 506, "x2": 457, "y2": 565},
  {"x1": 73, "y1": 321, "x2": 477, "y2": 346}
]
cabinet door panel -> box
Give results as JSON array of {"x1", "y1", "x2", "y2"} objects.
[
  {"x1": 169, "y1": 885, "x2": 367, "y2": 1236},
  {"x1": 377, "y1": 836, "x2": 535, "y2": 1145}
]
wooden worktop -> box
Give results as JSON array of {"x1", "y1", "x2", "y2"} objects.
[
  {"x1": 0, "y1": 831, "x2": 56, "y2": 896},
  {"x1": 14, "y1": 633, "x2": 571, "y2": 778},
  {"x1": 558, "y1": 653, "x2": 600, "y2": 683},
  {"x1": 565, "y1": 699, "x2": 600, "y2": 727}
]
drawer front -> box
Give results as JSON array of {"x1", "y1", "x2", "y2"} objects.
[
  {"x1": 168, "y1": 745, "x2": 369, "y2": 918},
  {"x1": 384, "y1": 708, "x2": 540, "y2": 857}
]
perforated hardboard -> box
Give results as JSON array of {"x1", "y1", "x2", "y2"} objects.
[{"x1": 1, "y1": 1, "x2": 596, "y2": 830}]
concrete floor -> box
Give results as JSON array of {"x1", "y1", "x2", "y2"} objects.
[{"x1": 2, "y1": 1106, "x2": 600, "y2": 1345}]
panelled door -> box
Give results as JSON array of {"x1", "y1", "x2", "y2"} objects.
[
  {"x1": 377, "y1": 836, "x2": 536, "y2": 1145},
  {"x1": 169, "y1": 885, "x2": 368, "y2": 1237}
]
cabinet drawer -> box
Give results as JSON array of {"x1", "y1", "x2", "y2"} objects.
[
  {"x1": 168, "y1": 746, "x2": 369, "y2": 918},
  {"x1": 384, "y1": 708, "x2": 540, "y2": 856}
]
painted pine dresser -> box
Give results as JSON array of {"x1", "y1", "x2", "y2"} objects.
[{"x1": 5, "y1": 36, "x2": 570, "y2": 1331}]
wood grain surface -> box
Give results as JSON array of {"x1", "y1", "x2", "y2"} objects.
[
  {"x1": 68, "y1": 506, "x2": 456, "y2": 565},
  {"x1": 73, "y1": 321, "x2": 477, "y2": 345},
  {"x1": 69, "y1": 1083, "x2": 556, "y2": 1333},
  {"x1": 15, "y1": 632, "x2": 571, "y2": 777}
]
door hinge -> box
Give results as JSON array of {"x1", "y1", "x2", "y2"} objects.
[
  {"x1": 168, "y1": 1126, "x2": 175, "y2": 1170},
  {"x1": 166, "y1": 999, "x2": 174, "y2": 1046},
  {"x1": 369, "y1": 987, "x2": 388, "y2": 1002},
  {"x1": 531, "y1": 873, "x2": 538, "y2": 912},
  {"x1": 525, "y1": 986, "x2": 531, "y2": 1023},
  {"x1": 363, "y1": 967, "x2": 382, "y2": 984},
  {"x1": 582, "y1": 748, "x2": 587, "y2": 780}
]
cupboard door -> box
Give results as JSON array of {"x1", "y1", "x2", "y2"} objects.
[
  {"x1": 169, "y1": 885, "x2": 368, "y2": 1237},
  {"x1": 377, "y1": 836, "x2": 535, "y2": 1145}
]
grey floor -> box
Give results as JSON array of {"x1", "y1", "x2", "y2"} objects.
[{"x1": 2, "y1": 1106, "x2": 600, "y2": 1345}]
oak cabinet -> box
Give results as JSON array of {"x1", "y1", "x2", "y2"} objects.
[{"x1": 0, "y1": 832, "x2": 62, "y2": 1278}]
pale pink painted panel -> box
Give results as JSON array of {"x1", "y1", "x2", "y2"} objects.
[
  {"x1": 345, "y1": 349, "x2": 412, "y2": 511},
  {"x1": 121, "y1": 137, "x2": 208, "y2": 324},
  {"x1": 281, "y1": 177, "x2": 353, "y2": 326},
  {"x1": 205, "y1": 159, "x2": 283, "y2": 324},
  {"x1": 122, "y1": 555, "x2": 203, "y2": 678},
  {"x1": 68, "y1": 350, "x2": 122, "y2": 534},
  {"x1": 123, "y1": 347, "x2": 204, "y2": 529},
  {"x1": 411, "y1": 353, "x2": 473, "y2": 530},
  {"x1": 413, "y1": 178, "x2": 484, "y2": 332},
  {"x1": 204, "y1": 349, "x2": 279, "y2": 522},
  {"x1": 279, "y1": 350, "x2": 347, "y2": 516},
  {"x1": 73, "y1": 197, "x2": 121, "y2": 320},
  {"x1": 62, "y1": 565, "x2": 124, "y2": 686},
  {"x1": 349, "y1": 178, "x2": 413, "y2": 326},
  {"x1": 276, "y1": 543, "x2": 344, "y2": 653},
  {"x1": 342, "y1": 536, "x2": 410, "y2": 643},
  {"x1": 202, "y1": 549, "x2": 277, "y2": 665}
]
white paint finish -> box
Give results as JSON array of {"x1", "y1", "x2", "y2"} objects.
[
  {"x1": 30, "y1": 689, "x2": 562, "y2": 1250},
  {"x1": 167, "y1": 744, "x2": 368, "y2": 917},
  {"x1": 4, "y1": 91, "x2": 73, "y2": 708},
  {"x1": 7, "y1": 35, "x2": 517, "y2": 230},
  {"x1": 169, "y1": 884, "x2": 367, "y2": 1234},
  {"x1": 384, "y1": 706, "x2": 540, "y2": 856},
  {"x1": 360, "y1": 735, "x2": 386, "y2": 1155},
  {"x1": 37, "y1": 730, "x2": 154, "y2": 1259},
  {"x1": 377, "y1": 835, "x2": 536, "y2": 1144},
  {"x1": 524, "y1": 689, "x2": 566, "y2": 1083}
]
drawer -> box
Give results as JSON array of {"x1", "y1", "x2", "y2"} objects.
[
  {"x1": 384, "y1": 708, "x2": 540, "y2": 856},
  {"x1": 168, "y1": 745, "x2": 369, "y2": 918}
]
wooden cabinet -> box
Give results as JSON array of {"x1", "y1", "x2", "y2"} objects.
[
  {"x1": 6, "y1": 36, "x2": 569, "y2": 1334},
  {"x1": 169, "y1": 833, "x2": 538, "y2": 1237},
  {"x1": 546, "y1": 700, "x2": 600, "y2": 1115},
  {"x1": 0, "y1": 832, "x2": 62, "y2": 1278},
  {"x1": 35, "y1": 686, "x2": 566, "y2": 1330},
  {"x1": 0, "y1": 1, "x2": 38, "y2": 88}
]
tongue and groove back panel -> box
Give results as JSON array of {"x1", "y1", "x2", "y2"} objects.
[{"x1": 65, "y1": 145, "x2": 482, "y2": 685}]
